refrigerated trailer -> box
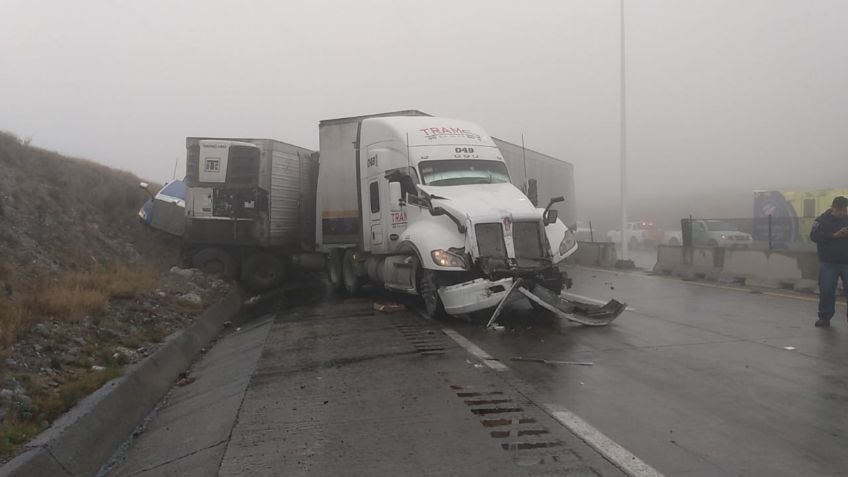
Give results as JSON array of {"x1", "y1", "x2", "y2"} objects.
[{"x1": 183, "y1": 137, "x2": 321, "y2": 290}]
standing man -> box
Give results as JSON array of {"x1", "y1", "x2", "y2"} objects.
[{"x1": 811, "y1": 196, "x2": 848, "y2": 327}]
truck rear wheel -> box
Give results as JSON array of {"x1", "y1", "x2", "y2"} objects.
[
  {"x1": 414, "y1": 257, "x2": 446, "y2": 320},
  {"x1": 342, "y1": 249, "x2": 365, "y2": 295},
  {"x1": 192, "y1": 248, "x2": 236, "y2": 279},
  {"x1": 327, "y1": 249, "x2": 344, "y2": 292},
  {"x1": 242, "y1": 253, "x2": 284, "y2": 291}
]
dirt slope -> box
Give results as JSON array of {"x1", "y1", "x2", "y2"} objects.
[{"x1": 0, "y1": 132, "x2": 228, "y2": 458}]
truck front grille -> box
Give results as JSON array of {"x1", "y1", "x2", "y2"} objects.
[
  {"x1": 475, "y1": 223, "x2": 507, "y2": 259},
  {"x1": 513, "y1": 222, "x2": 544, "y2": 259}
]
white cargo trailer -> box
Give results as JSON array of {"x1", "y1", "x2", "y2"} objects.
[
  {"x1": 494, "y1": 138, "x2": 577, "y2": 230},
  {"x1": 183, "y1": 137, "x2": 318, "y2": 289}
]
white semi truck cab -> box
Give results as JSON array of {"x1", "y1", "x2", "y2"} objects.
[{"x1": 317, "y1": 114, "x2": 578, "y2": 318}]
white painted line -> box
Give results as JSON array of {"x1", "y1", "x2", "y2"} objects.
[
  {"x1": 442, "y1": 329, "x2": 509, "y2": 371},
  {"x1": 546, "y1": 407, "x2": 665, "y2": 477},
  {"x1": 442, "y1": 326, "x2": 659, "y2": 476},
  {"x1": 563, "y1": 292, "x2": 636, "y2": 312}
]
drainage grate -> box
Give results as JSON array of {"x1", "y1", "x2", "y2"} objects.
[
  {"x1": 441, "y1": 376, "x2": 580, "y2": 472},
  {"x1": 392, "y1": 322, "x2": 447, "y2": 355}
]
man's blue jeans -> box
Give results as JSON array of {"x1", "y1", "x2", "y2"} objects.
[{"x1": 818, "y1": 262, "x2": 848, "y2": 320}]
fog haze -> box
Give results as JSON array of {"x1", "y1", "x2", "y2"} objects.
[{"x1": 2, "y1": 0, "x2": 847, "y2": 227}]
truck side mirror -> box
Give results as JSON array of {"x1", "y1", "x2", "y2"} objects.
[
  {"x1": 389, "y1": 182, "x2": 403, "y2": 212},
  {"x1": 543, "y1": 196, "x2": 564, "y2": 225}
]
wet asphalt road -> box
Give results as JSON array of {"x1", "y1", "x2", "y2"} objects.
[
  {"x1": 449, "y1": 266, "x2": 848, "y2": 476},
  {"x1": 107, "y1": 267, "x2": 848, "y2": 476}
]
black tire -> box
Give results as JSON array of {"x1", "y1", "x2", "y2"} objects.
[
  {"x1": 413, "y1": 256, "x2": 446, "y2": 320},
  {"x1": 668, "y1": 237, "x2": 680, "y2": 246},
  {"x1": 342, "y1": 249, "x2": 365, "y2": 295},
  {"x1": 707, "y1": 239, "x2": 719, "y2": 247},
  {"x1": 242, "y1": 253, "x2": 284, "y2": 291},
  {"x1": 327, "y1": 249, "x2": 344, "y2": 292},
  {"x1": 192, "y1": 248, "x2": 236, "y2": 279}
]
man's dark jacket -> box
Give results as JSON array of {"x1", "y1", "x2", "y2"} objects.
[{"x1": 810, "y1": 210, "x2": 848, "y2": 264}]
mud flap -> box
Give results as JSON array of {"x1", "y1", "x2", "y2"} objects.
[{"x1": 519, "y1": 285, "x2": 626, "y2": 327}]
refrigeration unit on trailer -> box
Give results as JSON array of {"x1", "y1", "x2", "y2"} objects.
[
  {"x1": 183, "y1": 137, "x2": 321, "y2": 290},
  {"x1": 316, "y1": 112, "x2": 624, "y2": 326}
]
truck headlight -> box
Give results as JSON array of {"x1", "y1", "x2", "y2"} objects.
[
  {"x1": 559, "y1": 230, "x2": 577, "y2": 255},
  {"x1": 431, "y1": 249, "x2": 467, "y2": 268}
]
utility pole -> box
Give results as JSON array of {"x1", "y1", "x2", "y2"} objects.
[{"x1": 617, "y1": 0, "x2": 634, "y2": 268}]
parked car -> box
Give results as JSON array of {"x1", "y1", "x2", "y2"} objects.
[
  {"x1": 692, "y1": 220, "x2": 752, "y2": 248},
  {"x1": 606, "y1": 221, "x2": 665, "y2": 249}
]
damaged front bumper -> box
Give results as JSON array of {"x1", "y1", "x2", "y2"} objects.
[{"x1": 438, "y1": 277, "x2": 517, "y2": 315}]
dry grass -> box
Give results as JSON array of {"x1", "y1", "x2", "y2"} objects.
[
  {"x1": 0, "y1": 302, "x2": 24, "y2": 349},
  {"x1": 28, "y1": 266, "x2": 157, "y2": 322},
  {"x1": 0, "y1": 266, "x2": 160, "y2": 354},
  {"x1": 0, "y1": 365, "x2": 123, "y2": 456}
]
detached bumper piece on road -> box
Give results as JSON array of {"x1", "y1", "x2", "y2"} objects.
[
  {"x1": 217, "y1": 301, "x2": 627, "y2": 477},
  {"x1": 523, "y1": 285, "x2": 627, "y2": 327}
]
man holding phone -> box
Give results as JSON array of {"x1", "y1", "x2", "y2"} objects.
[{"x1": 811, "y1": 196, "x2": 848, "y2": 327}]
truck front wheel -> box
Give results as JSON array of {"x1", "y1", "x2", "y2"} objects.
[
  {"x1": 414, "y1": 257, "x2": 446, "y2": 320},
  {"x1": 192, "y1": 248, "x2": 236, "y2": 279},
  {"x1": 242, "y1": 253, "x2": 284, "y2": 291}
]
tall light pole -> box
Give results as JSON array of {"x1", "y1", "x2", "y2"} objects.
[{"x1": 619, "y1": 0, "x2": 630, "y2": 264}]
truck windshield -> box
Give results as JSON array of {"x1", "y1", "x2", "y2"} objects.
[{"x1": 419, "y1": 160, "x2": 510, "y2": 186}]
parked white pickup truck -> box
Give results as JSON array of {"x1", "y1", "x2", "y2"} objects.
[{"x1": 692, "y1": 220, "x2": 753, "y2": 248}]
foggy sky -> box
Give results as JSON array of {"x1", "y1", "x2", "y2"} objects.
[{"x1": 2, "y1": 0, "x2": 847, "y2": 224}]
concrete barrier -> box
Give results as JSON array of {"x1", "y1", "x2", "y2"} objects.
[
  {"x1": 566, "y1": 241, "x2": 618, "y2": 268},
  {"x1": 654, "y1": 245, "x2": 819, "y2": 293},
  {"x1": 0, "y1": 287, "x2": 246, "y2": 477},
  {"x1": 653, "y1": 245, "x2": 722, "y2": 280},
  {"x1": 653, "y1": 245, "x2": 683, "y2": 274},
  {"x1": 719, "y1": 249, "x2": 819, "y2": 292}
]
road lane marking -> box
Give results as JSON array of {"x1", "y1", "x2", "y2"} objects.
[
  {"x1": 443, "y1": 326, "x2": 663, "y2": 477},
  {"x1": 545, "y1": 406, "x2": 666, "y2": 477},
  {"x1": 563, "y1": 292, "x2": 637, "y2": 312},
  {"x1": 442, "y1": 328, "x2": 508, "y2": 371}
]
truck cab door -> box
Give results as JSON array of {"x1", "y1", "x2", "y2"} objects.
[
  {"x1": 361, "y1": 146, "x2": 388, "y2": 253},
  {"x1": 367, "y1": 180, "x2": 384, "y2": 249}
]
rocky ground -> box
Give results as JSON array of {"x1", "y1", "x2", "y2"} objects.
[
  {"x1": 0, "y1": 267, "x2": 231, "y2": 458},
  {"x1": 0, "y1": 132, "x2": 230, "y2": 458}
]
